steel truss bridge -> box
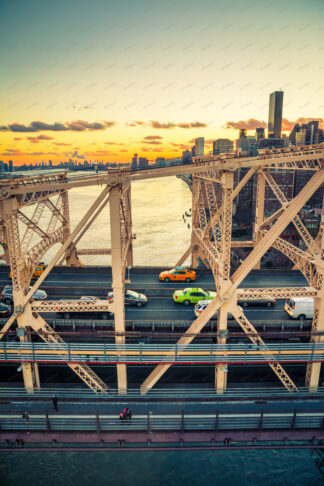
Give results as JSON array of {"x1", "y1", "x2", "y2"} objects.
[{"x1": 1, "y1": 143, "x2": 324, "y2": 399}]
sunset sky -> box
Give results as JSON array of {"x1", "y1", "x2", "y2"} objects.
[{"x1": 0, "y1": 0, "x2": 323, "y2": 165}]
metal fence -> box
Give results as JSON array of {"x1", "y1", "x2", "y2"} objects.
[
  {"x1": 1, "y1": 409, "x2": 324, "y2": 433},
  {"x1": 0, "y1": 341, "x2": 323, "y2": 364}
]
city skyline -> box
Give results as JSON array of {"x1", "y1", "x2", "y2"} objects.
[{"x1": 1, "y1": 0, "x2": 324, "y2": 165}]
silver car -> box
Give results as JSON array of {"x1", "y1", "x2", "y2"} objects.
[{"x1": 194, "y1": 300, "x2": 243, "y2": 320}]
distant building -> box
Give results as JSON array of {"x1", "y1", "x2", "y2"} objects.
[
  {"x1": 138, "y1": 157, "x2": 148, "y2": 169},
  {"x1": 191, "y1": 145, "x2": 196, "y2": 157},
  {"x1": 212, "y1": 139, "x2": 233, "y2": 155},
  {"x1": 268, "y1": 91, "x2": 283, "y2": 139},
  {"x1": 181, "y1": 150, "x2": 191, "y2": 163},
  {"x1": 255, "y1": 128, "x2": 265, "y2": 141},
  {"x1": 131, "y1": 153, "x2": 138, "y2": 170},
  {"x1": 258, "y1": 138, "x2": 285, "y2": 149},
  {"x1": 194, "y1": 137, "x2": 204, "y2": 157},
  {"x1": 295, "y1": 130, "x2": 307, "y2": 146},
  {"x1": 8, "y1": 160, "x2": 13, "y2": 172},
  {"x1": 235, "y1": 129, "x2": 249, "y2": 153},
  {"x1": 289, "y1": 120, "x2": 323, "y2": 146},
  {"x1": 155, "y1": 157, "x2": 165, "y2": 167}
]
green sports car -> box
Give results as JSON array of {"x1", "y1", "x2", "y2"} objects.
[{"x1": 173, "y1": 288, "x2": 217, "y2": 305}]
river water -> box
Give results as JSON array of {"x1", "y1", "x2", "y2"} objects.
[{"x1": 1, "y1": 173, "x2": 324, "y2": 484}]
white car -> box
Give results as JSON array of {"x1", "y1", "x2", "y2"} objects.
[{"x1": 194, "y1": 300, "x2": 243, "y2": 320}]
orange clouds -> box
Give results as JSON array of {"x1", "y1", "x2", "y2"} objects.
[
  {"x1": 226, "y1": 118, "x2": 267, "y2": 130},
  {"x1": 0, "y1": 120, "x2": 116, "y2": 132}
]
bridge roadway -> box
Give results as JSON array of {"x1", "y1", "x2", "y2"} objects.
[{"x1": 0, "y1": 267, "x2": 308, "y2": 325}]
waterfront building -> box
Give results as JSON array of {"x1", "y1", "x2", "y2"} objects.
[
  {"x1": 131, "y1": 153, "x2": 138, "y2": 170},
  {"x1": 138, "y1": 157, "x2": 149, "y2": 169}
]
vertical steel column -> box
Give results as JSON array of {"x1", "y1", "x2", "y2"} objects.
[
  {"x1": 191, "y1": 176, "x2": 200, "y2": 268},
  {"x1": 61, "y1": 188, "x2": 82, "y2": 267},
  {"x1": 2, "y1": 199, "x2": 40, "y2": 392},
  {"x1": 306, "y1": 198, "x2": 324, "y2": 391},
  {"x1": 125, "y1": 185, "x2": 133, "y2": 268},
  {"x1": 109, "y1": 186, "x2": 127, "y2": 394},
  {"x1": 215, "y1": 172, "x2": 234, "y2": 393},
  {"x1": 253, "y1": 168, "x2": 266, "y2": 270}
]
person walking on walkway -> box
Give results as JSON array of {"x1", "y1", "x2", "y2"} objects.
[
  {"x1": 52, "y1": 395, "x2": 58, "y2": 411},
  {"x1": 22, "y1": 411, "x2": 30, "y2": 423}
]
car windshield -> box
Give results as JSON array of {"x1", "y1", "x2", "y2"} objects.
[
  {"x1": 126, "y1": 290, "x2": 139, "y2": 298},
  {"x1": 287, "y1": 299, "x2": 295, "y2": 307},
  {"x1": 169, "y1": 269, "x2": 175, "y2": 274}
]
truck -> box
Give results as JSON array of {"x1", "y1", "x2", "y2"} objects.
[{"x1": 284, "y1": 297, "x2": 314, "y2": 320}]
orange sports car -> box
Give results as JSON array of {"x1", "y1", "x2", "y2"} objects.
[{"x1": 159, "y1": 267, "x2": 196, "y2": 282}]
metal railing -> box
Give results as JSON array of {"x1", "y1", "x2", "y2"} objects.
[
  {"x1": 0, "y1": 386, "x2": 324, "y2": 400},
  {"x1": 1, "y1": 408, "x2": 324, "y2": 433},
  {"x1": 0, "y1": 341, "x2": 324, "y2": 364}
]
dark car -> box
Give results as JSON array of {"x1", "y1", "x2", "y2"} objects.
[
  {"x1": 107, "y1": 289, "x2": 147, "y2": 307},
  {"x1": 238, "y1": 297, "x2": 276, "y2": 308},
  {"x1": 1, "y1": 285, "x2": 47, "y2": 305},
  {"x1": 57, "y1": 297, "x2": 112, "y2": 320},
  {"x1": 0, "y1": 302, "x2": 11, "y2": 317}
]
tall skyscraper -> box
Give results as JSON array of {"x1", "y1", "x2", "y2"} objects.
[
  {"x1": 8, "y1": 160, "x2": 13, "y2": 172},
  {"x1": 194, "y1": 137, "x2": 204, "y2": 157},
  {"x1": 268, "y1": 91, "x2": 283, "y2": 139}
]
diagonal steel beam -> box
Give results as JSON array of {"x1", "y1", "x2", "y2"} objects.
[
  {"x1": 262, "y1": 170, "x2": 319, "y2": 254},
  {"x1": 231, "y1": 305, "x2": 298, "y2": 392},
  {"x1": 0, "y1": 185, "x2": 112, "y2": 340},
  {"x1": 231, "y1": 167, "x2": 324, "y2": 290}
]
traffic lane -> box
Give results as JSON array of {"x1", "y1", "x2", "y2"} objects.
[
  {"x1": 36, "y1": 297, "x2": 291, "y2": 323},
  {"x1": 0, "y1": 271, "x2": 308, "y2": 290}
]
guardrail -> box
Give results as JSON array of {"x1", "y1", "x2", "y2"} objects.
[
  {"x1": 0, "y1": 386, "x2": 324, "y2": 400},
  {"x1": 0, "y1": 319, "x2": 313, "y2": 332},
  {"x1": 0, "y1": 341, "x2": 324, "y2": 364},
  {"x1": 1, "y1": 408, "x2": 324, "y2": 433}
]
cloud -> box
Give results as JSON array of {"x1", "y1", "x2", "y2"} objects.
[
  {"x1": 171, "y1": 143, "x2": 190, "y2": 150},
  {"x1": 0, "y1": 120, "x2": 116, "y2": 132},
  {"x1": 177, "y1": 122, "x2": 207, "y2": 129},
  {"x1": 150, "y1": 120, "x2": 207, "y2": 129},
  {"x1": 27, "y1": 135, "x2": 54, "y2": 143},
  {"x1": 14, "y1": 137, "x2": 23, "y2": 140},
  {"x1": 143, "y1": 135, "x2": 163, "y2": 140},
  {"x1": 0, "y1": 149, "x2": 56, "y2": 156},
  {"x1": 282, "y1": 117, "x2": 324, "y2": 131},
  {"x1": 225, "y1": 118, "x2": 267, "y2": 130},
  {"x1": 142, "y1": 140, "x2": 162, "y2": 145},
  {"x1": 225, "y1": 117, "x2": 324, "y2": 132},
  {"x1": 104, "y1": 142, "x2": 123, "y2": 145},
  {"x1": 126, "y1": 120, "x2": 146, "y2": 127},
  {"x1": 120, "y1": 149, "x2": 128, "y2": 152},
  {"x1": 53, "y1": 142, "x2": 71, "y2": 146},
  {"x1": 71, "y1": 150, "x2": 85, "y2": 159}
]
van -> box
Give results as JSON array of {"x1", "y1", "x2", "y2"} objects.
[{"x1": 284, "y1": 297, "x2": 314, "y2": 320}]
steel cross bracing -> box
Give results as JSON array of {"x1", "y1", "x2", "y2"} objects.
[
  {"x1": 0, "y1": 177, "x2": 133, "y2": 394},
  {"x1": 1, "y1": 145, "x2": 324, "y2": 395}
]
